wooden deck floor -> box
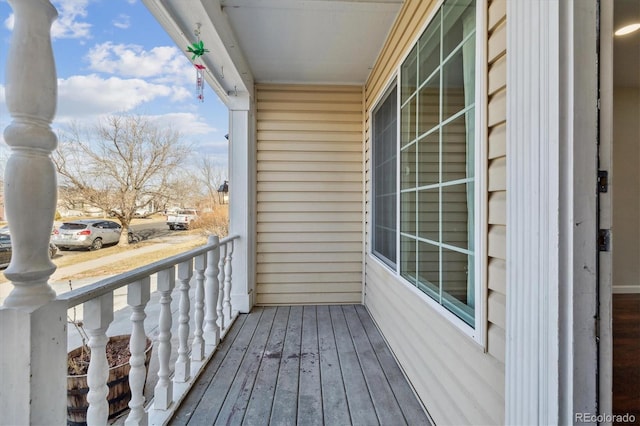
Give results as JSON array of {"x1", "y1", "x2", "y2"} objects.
[
  {"x1": 170, "y1": 305, "x2": 431, "y2": 426},
  {"x1": 613, "y1": 293, "x2": 640, "y2": 421}
]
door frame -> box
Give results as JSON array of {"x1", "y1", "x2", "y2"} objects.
[
  {"x1": 598, "y1": 0, "x2": 614, "y2": 418},
  {"x1": 505, "y1": 0, "x2": 600, "y2": 422}
]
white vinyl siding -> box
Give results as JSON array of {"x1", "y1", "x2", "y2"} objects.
[
  {"x1": 364, "y1": 0, "x2": 506, "y2": 424},
  {"x1": 256, "y1": 84, "x2": 364, "y2": 305}
]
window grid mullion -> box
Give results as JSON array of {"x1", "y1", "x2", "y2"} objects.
[{"x1": 437, "y1": 9, "x2": 444, "y2": 305}]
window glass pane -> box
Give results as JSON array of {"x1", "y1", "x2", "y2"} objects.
[
  {"x1": 417, "y1": 189, "x2": 439, "y2": 242},
  {"x1": 418, "y1": 131, "x2": 439, "y2": 187},
  {"x1": 401, "y1": 95, "x2": 417, "y2": 148},
  {"x1": 417, "y1": 241, "x2": 439, "y2": 296},
  {"x1": 401, "y1": 235, "x2": 417, "y2": 284},
  {"x1": 418, "y1": 72, "x2": 440, "y2": 136},
  {"x1": 401, "y1": 190, "x2": 416, "y2": 235},
  {"x1": 442, "y1": 0, "x2": 475, "y2": 59},
  {"x1": 442, "y1": 248, "x2": 474, "y2": 326},
  {"x1": 401, "y1": 144, "x2": 416, "y2": 190},
  {"x1": 372, "y1": 87, "x2": 397, "y2": 266},
  {"x1": 442, "y1": 114, "x2": 468, "y2": 182},
  {"x1": 466, "y1": 108, "x2": 475, "y2": 179},
  {"x1": 418, "y1": 9, "x2": 441, "y2": 83},
  {"x1": 442, "y1": 51, "x2": 465, "y2": 121},
  {"x1": 442, "y1": 183, "x2": 472, "y2": 249},
  {"x1": 401, "y1": 46, "x2": 418, "y2": 104},
  {"x1": 443, "y1": 36, "x2": 475, "y2": 121}
]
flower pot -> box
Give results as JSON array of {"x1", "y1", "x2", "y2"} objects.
[{"x1": 66, "y1": 334, "x2": 153, "y2": 426}]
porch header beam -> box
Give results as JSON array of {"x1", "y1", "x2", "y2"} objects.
[{"x1": 141, "y1": 0, "x2": 254, "y2": 108}]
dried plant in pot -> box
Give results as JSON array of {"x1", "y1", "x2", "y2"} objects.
[{"x1": 66, "y1": 284, "x2": 153, "y2": 426}]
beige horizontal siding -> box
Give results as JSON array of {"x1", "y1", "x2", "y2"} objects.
[
  {"x1": 488, "y1": 258, "x2": 507, "y2": 294},
  {"x1": 488, "y1": 122, "x2": 506, "y2": 159},
  {"x1": 486, "y1": 0, "x2": 508, "y2": 369},
  {"x1": 257, "y1": 271, "x2": 363, "y2": 284},
  {"x1": 488, "y1": 157, "x2": 507, "y2": 191},
  {"x1": 362, "y1": 0, "x2": 507, "y2": 424},
  {"x1": 366, "y1": 261, "x2": 505, "y2": 425},
  {"x1": 256, "y1": 84, "x2": 364, "y2": 305},
  {"x1": 257, "y1": 292, "x2": 361, "y2": 305},
  {"x1": 488, "y1": 323, "x2": 506, "y2": 363},
  {"x1": 257, "y1": 151, "x2": 361, "y2": 163},
  {"x1": 489, "y1": 191, "x2": 507, "y2": 225},
  {"x1": 488, "y1": 225, "x2": 507, "y2": 259}
]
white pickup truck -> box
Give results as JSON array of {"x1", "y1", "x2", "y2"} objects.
[{"x1": 166, "y1": 209, "x2": 198, "y2": 230}]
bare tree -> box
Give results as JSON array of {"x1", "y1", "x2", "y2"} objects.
[
  {"x1": 53, "y1": 115, "x2": 188, "y2": 245},
  {"x1": 195, "y1": 156, "x2": 227, "y2": 209}
]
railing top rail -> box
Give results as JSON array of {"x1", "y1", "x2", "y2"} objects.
[{"x1": 58, "y1": 234, "x2": 239, "y2": 308}]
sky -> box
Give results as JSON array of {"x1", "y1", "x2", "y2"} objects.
[{"x1": 0, "y1": 0, "x2": 229, "y2": 167}]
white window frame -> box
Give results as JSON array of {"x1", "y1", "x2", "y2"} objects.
[{"x1": 368, "y1": 0, "x2": 487, "y2": 343}]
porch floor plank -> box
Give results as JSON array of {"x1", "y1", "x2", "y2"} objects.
[
  {"x1": 317, "y1": 305, "x2": 351, "y2": 426},
  {"x1": 271, "y1": 306, "x2": 303, "y2": 424},
  {"x1": 170, "y1": 305, "x2": 431, "y2": 426},
  {"x1": 330, "y1": 305, "x2": 378, "y2": 426},
  {"x1": 243, "y1": 306, "x2": 290, "y2": 425}
]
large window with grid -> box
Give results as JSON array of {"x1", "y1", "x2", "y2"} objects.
[
  {"x1": 400, "y1": 0, "x2": 477, "y2": 327},
  {"x1": 370, "y1": 0, "x2": 480, "y2": 330}
]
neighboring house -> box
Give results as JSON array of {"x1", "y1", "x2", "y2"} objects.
[{"x1": 1, "y1": 0, "x2": 638, "y2": 424}]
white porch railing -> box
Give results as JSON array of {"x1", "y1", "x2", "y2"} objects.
[{"x1": 57, "y1": 235, "x2": 239, "y2": 426}]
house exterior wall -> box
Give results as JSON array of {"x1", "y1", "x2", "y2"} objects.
[
  {"x1": 255, "y1": 84, "x2": 364, "y2": 305},
  {"x1": 363, "y1": 1, "x2": 506, "y2": 424}
]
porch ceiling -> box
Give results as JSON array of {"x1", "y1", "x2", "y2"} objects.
[
  {"x1": 220, "y1": 0, "x2": 404, "y2": 84},
  {"x1": 142, "y1": 0, "x2": 404, "y2": 104}
]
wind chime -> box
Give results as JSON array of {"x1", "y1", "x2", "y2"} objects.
[{"x1": 187, "y1": 24, "x2": 209, "y2": 102}]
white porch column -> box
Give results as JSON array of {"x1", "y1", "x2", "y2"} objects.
[
  {"x1": 0, "y1": 301, "x2": 68, "y2": 425},
  {"x1": 506, "y1": 0, "x2": 598, "y2": 424},
  {"x1": 0, "y1": 1, "x2": 67, "y2": 424},
  {"x1": 228, "y1": 94, "x2": 255, "y2": 313},
  {"x1": 3, "y1": 0, "x2": 59, "y2": 308}
]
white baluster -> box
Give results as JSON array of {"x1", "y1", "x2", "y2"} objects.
[
  {"x1": 174, "y1": 260, "x2": 193, "y2": 382},
  {"x1": 2, "y1": 0, "x2": 58, "y2": 309},
  {"x1": 125, "y1": 278, "x2": 150, "y2": 425},
  {"x1": 217, "y1": 244, "x2": 226, "y2": 330},
  {"x1": 153, "y1": 267, "x2": 175, "y2": 410},
  {"x1": 83, "y1": 294, "x2": 114, "y2": 425},
  {"x1": 192, "y1": 253, "x2": 206, "y2": 362},
  {"x1": 203, "y1": 235, "x2": 220, "y2": 346},
  {"x1": 224, "y1": 240, "x2": 234, "y2": 324}
]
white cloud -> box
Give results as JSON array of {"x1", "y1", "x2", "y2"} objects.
[
  {"x1": 145, "y1": 112, "x2": 217, "y2": 136},
  {"x1": 52, "y1": 0, "x2": 91, "y2": 39},
  {"x1": 4, "y1": 0, "x2": 91, "y2": 39},
  {"x1": 86, "y1": 42, "x2": 193, "y2": 85},
  {"x1": 112, "y1": 14, "x2": 130, "y2": 29},
  {"x1": 56, "y1": 74, "x2": 173, "y2": 120},
  {"x1": 3, "y1": 14, "x2": 13, "y2": 31}
]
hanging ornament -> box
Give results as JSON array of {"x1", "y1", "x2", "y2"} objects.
[
  {"x1": 187, "y1": 40, "x2": 209, "y2": 60},
  {"x1": 186, "y1": 24, "x2": 210, "y2": 102},
  {"x1": 195, "y1": 64, "x2": 206, "y2": 102}
]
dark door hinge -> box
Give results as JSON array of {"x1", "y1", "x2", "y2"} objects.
[
  {"x1": 597, "y1": 170, "x2": 608, "y2": 193},
  {"x1": 598, "y1": 229, "x2": 610, "y2": 252}
]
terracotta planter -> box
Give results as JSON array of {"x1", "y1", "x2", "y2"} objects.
[{"x1": 66, "y1": 335, "x2": 153, "y2": 426}]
